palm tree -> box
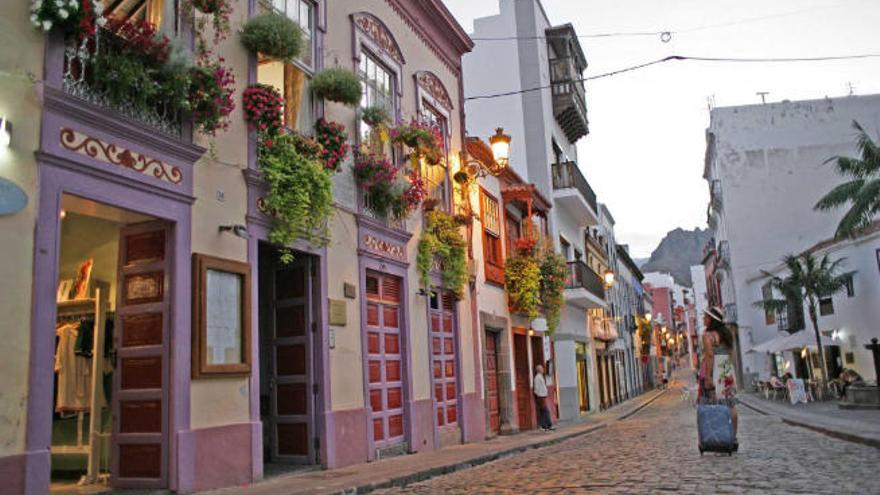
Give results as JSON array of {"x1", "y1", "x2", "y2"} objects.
[
  {"x1": 755, "y1": 253, "x2": 854, "y2": 381},
  {"x1": 815, "y1": 121, "x2": 880, "y2": 239}
]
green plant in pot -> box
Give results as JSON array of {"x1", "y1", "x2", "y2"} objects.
[
  {"x1": 259, "y1": 133, "x2": 333, "y2": 263},
  {"x1": 417, "y1": 210, "x2": 468, "y2": 299},
  {"x1": 538, "y1": 241, "x2": 567, "y2": 334},
  {"x1": 361, "y1": 105, "x2": 391, "y2": 128},
  {"x1": 311, "y1": 67, "x2": 363, "y2": 107},
  {"x1": 240, "y1": 13, "x2": 303, "y2": 62},
  {"x1": 504, "y1": 240, "x2": 541, "y2": 319}
]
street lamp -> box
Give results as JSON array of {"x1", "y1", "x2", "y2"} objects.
[
  {"x1": 603, "y1": 270, "x2": 615, "y2": 288},
  {"x1": 644, "y1": 313, "x2": 652, "y2": 323},
  {"x1": 488, "y1": 127, "x2": 511, "y2": 169}
]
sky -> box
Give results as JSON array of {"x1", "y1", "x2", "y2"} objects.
[{"x1": 442, "y1": 0, "x2": 880, "y2": 258}]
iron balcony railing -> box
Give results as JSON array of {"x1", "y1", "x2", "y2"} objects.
[
  {"x1": 62, "y1": 28, "x2": 183, "y2": 135},
  {"x1": 549, "y1": 56, "x2": 589, "y2": 141},
  {"x1": 552, "y1": 161, "x2": 598, "y2": 213},
  {"x1": 566, "y1": 260, "x2": 605, "y2": 300}
]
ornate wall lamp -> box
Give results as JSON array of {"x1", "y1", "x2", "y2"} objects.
[{"x1": 453, "y1": 128, "x2": 511, "y2": 217}]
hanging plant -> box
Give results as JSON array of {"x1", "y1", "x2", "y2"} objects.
[
  {"x1": 361, "y1": 105, "x2": 390, "y2": 128},
  {"x1": 538, "y1": 242, "x2": 567, "y2": 334},
  {"x1": 352, "y1": 152, "x2": 419, "y2": 222},
  {"x1": 401, "y1": 170, "x2": 427, "y2": 211},
  {"x1": 287, "y1": 131, "x2": 322, "y2": 160},
  {"x1": 243, "y1": 83, "x2": 283, "y2": 138},
  {"x1": 189, "y1": 58, "x2": 236, "y2": 135},
  {"x1": 30, "y1": 0, "x2": 106, "y2": 37},
  {"x1": 504, "y1": 244, "x2": 541, "y2": 320},
  {"x1": 240, "y1": 13, "x2": 303, "y2": 62},
  {"x1": 311, "y1": 68, "x2": 363, "y2": 107},
  {"x1": 260, "y1": 133, "x2": 333, "y2": 264},
  {"x1": 390, "y1": 119, "x2": 442, "y2": 154},
  {"x1": 314, "y1": 119, "x2": 350, "y2": 172},
  {"x1": 417, "y1": 210, "x2": 468, "y2": 298}
]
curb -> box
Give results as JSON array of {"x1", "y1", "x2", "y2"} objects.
[
  {"x1": 350, "y1": 389, "x2": 666, "y2": 494},
  {"x1": 739, "y1": 396, "x2": 880, "y2": 449}
]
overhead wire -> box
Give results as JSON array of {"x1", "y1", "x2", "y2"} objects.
[{"x1": 464, "y1": 53, "x2": 880, "y2": 101}]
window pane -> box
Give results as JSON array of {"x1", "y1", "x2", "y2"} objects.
[
  {"x1": 299, "y1": 1, "x2": 311, "y2": 31},
  {"x1": 285, "y1": 0, "x2": 297, "y2": 19}
]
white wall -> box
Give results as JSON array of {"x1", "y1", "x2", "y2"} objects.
[
  {"x1": 690, "y1": 265, "x2": 708, "y2": 336},
  {"x1": 706, "y1": 95, "x2": 880, "y2": 376}
]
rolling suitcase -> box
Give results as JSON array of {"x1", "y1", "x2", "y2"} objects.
[{"x1": 696, "y1": 401, "x2": 735, "y2": 455}]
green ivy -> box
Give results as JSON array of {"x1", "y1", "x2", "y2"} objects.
[
  {"x1": 538, "y1": 244, "x2": 567, "y2": 335},
  {"x1": 417, "y1": 210, "x2": 468, "y2": 298},
  {"x1": 311, "y1": 67, "x2": 363, "y2": 106},
  {"x1": 504, "y1": 250, "x2": 541, "y2": 320},
  {"x1": 259, "y1": 133, "x2": 334, "y2": 263}
]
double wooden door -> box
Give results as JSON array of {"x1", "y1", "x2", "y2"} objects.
[
  {"x1": 484, "y1": 330, "x2": 501, "y2": 434},
  {"x1": 113, "y1": 222, "x2": 170, "y2": 488},
  {"x1": 365, "y1": 271, "x2": 406, "y2": 448}
]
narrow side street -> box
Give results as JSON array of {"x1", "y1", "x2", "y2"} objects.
[{"x1": 377, "y1": 378, "x2": 879, "y2": 494}]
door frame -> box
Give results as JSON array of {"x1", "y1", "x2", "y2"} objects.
[
  {"x1": 27, "y1": 157, "x2": 193, "y2": 491},
  {"x1": 357, "y1": 256, "x2": 413, "y2": 460}
]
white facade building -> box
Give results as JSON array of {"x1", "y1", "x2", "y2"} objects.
[
  {"x1": 690, "y1": 264, "x2": 709, "y2": 338},
  {"x1": 704, "y1": 94, "x2": 880, "y2": 380},
  {"x1": 464, "y1": 0, "x2": 602, "y2": 421}
]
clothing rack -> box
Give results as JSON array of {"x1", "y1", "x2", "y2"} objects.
[{"x1": 54, "y1": 283, "x2": 109, "y2": 485}]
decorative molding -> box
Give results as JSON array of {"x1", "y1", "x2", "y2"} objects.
[
  {"x1": 43, "y1": 86, "x2": 205, "y2": 165},
  {"x1": 363, "y1": 234, "x2": 406, "y2": 261},
  {"x1": 352, "y1": 12, "x2": 405, "y2": 66},
  {"x1": 60, "y1": 128, "x2": 184, "y2": 185},
  {"x1": 415, "y1": 71, "x2": 453, "y2": 111},
  {"x1": 384, "y1": 0, "x2": 473, "y2": 76}
]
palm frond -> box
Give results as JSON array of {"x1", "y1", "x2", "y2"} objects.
[{"x1": 852, "y1": 121, "x2": 880, "y2": 173}]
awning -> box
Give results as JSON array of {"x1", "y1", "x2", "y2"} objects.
[
  {"x1": 748, "y1": 330, "x2": 839, "y2": 354},
  {"x1": 747, "y1": 333, "x2": 791, "y2": 354}
]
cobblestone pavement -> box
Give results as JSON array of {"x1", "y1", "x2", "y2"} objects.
[{"x1": 375, "y1": 385, "x2": 879, "y2": 494}]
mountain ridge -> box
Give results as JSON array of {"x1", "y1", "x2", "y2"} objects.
[{"x1": 641, "y1": 228, "x2": 711, "y2": 286}]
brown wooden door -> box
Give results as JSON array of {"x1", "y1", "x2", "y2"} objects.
[
  {"x1": 269, "y1": 259, "x2": 314, "y2": 464},
  {"x1": 365, "y1": 271, "x2": 406, "y2": 448},
  {"x1": 513, "y1": 334, "x2": 532, "y2": 431},
  {"x1": 113, "y1": 222, "x2": 170, "y2": 488},
  {"x1": 430, "y1": 291, "x2": 457, "y2": 429},
  {"x1": 484, "y1": 330, "x2": 501, "y2": 434}
]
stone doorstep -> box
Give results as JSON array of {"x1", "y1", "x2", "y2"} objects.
[
  {"x1": 738, "y1": 394, "x2": 880, "y2": 450},
  {"x1": 204, "y1": 389, "x2": 667, "y2": 495}
]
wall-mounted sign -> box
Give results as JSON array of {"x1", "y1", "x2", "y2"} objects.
[
  {"x1": 0, "y1": 177, "x2": 27, "y2": 215},
  {"x1": 343, "y1": 282, "x2": 356, "y2": 299},
  {"x1": 363, "y1": 234, "x2": 406, "y2": 261},
  {"x1": 329, "y1": 299, "x2": 347, "y2": 326}
]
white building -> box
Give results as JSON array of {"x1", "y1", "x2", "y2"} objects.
[
  {"x1": 704, "y1": 94, "x2": 880, "y2": 381},
  {"x1": 690, "y1": 264, "x2": 709, "y2": 338},
  {"x1": 464, "y1": 0, "x2": 603, "y2": 421},
  {"x1": 751, "y1": 222, "x2": 880, "y2": 382}
]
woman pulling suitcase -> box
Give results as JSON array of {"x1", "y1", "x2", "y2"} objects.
[{"x1": 697, "y1": 306, "x2": 739, "y2": 453}]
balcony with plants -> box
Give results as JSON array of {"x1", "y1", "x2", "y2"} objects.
[
  {"x1": 546, "y1": 24, "x2": 589, "y2": 143},
  {"x1": 34, "y1": 0, "x2": 236, "y2": 138}
]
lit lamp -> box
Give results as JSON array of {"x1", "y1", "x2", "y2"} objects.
[
  {"x1": 644, "y1": 313, "x2": 652, "y2": 323},
  {"x1": 603, "y1": 270, "x2": 615, "y2": 288},
  {"x1": 488, "y1": 127, "x2": 511, "y2": 169}
]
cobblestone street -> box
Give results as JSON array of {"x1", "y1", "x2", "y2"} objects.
[{"x1": 376, "y1": 384, "x2": 879, "y2": 494}]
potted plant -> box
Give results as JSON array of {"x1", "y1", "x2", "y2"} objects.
[
  {"x1": 311, "y1": 67, "x2": 363, "y2": 107},
  {"x1": 189, "y1": 58, "x2": 236, "y2": 135},
  {"x1": 361, "y1": 105, "x2": 390, "y2": 128},
  {"x1": 240, "y1": 13, "x2": 303, "y2": 62},
  {"x1": 417, "y1": 209, "x2": 468, "y2": 298},
  {"x1": 538, "y1": 242, "x2": 567, "y2": 334},
  {"x1": 504, "y1": 242, "x2": 541, "y2": 319},
  {"x1": 314, "y1": 119, "x2": 350, "y2": 172},
  {"x1": 182, "y1": 0, "x2": 232, "y2": 56}
]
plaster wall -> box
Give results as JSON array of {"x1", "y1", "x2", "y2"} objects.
[
  {"x1": 690, "y1": 265, "x2": 708, "y2": 336},
  {"x1": 189, "y1": 0, "x2": 252, "y2": 431},
  {"x1": 707, "y1": 96, "x2": 880, "y2": 375},
  {"x1": 0, "y1": 0, "x2": 44, "y2": 459}
]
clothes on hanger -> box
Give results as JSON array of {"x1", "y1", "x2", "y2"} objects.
[
  {"x1": 74, "y1": 317, "x2": 95, "y2": 357},
  {"x1": 55, "y1": 322, "x2": 92, "y2": 413}
]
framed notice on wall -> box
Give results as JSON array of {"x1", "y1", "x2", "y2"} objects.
[{"x1": 192, "y1": 253, "x2": 252, "y2": 378}]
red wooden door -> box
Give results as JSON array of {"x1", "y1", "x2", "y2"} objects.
[
  {"x1": 113, "y1": 222, "x2": 170, "y2": 488},
  {"x1": 365, "y1": 271, "x2": 406, "y2": 448},
  {"x1": 430, "y1": 291, "x2": 457, "y2": 429},
  {"x1": 513, "y1": 334, "x2": 532, "y2": 431},
  {"x1": 269, "y1": 259, "x2": 313, "y2": 463},
  {"x1": 484, "y1": 330, "x2": 501, "y2": 434}
]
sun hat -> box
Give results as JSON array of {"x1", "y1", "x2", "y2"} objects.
[{"x1": 704, "y1": 306, "x2": 725, "y2": 323}]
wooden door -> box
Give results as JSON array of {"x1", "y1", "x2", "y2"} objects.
[
  {"x1": 430, "y1": 291, "x2": 457, "y2": 429},
  {"x1": 484, "y1": 330, "x2": 501, "y2": 434},
  {"x1": 596, "y1": 352, "x2": 606, "y2": 409},
  {"x1": 365, "y1": 271, "x2": 406, "y2": 448},
  {"x1": 113, "y1": 222, "x2": 170, "y2": 488},
  {"x1": 269, "y1": 259, "x2": 314, "y2": 464},
  {"x1": 513, "y1": 334, "x2": 532, "y2": 431}
]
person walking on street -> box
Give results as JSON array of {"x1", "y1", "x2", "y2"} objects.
[
  {"x1": 699, "y1": 306, "x2": 739, "y2": 450},
  {"x1": 533, "y1": 364, "x2": 554, "y2": 431}
]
